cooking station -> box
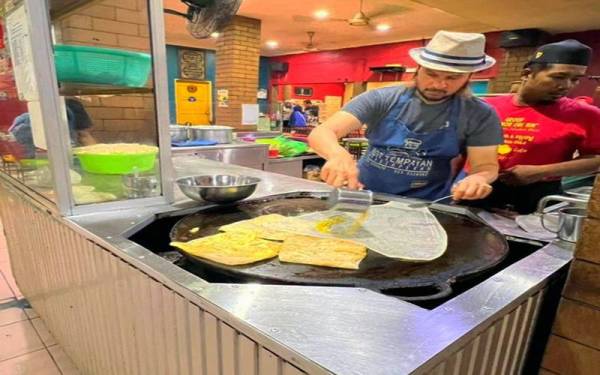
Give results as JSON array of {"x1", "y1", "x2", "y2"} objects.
[
  {"x1": 135, "y1": 193, "x2": 512, "y2": 306},
  {"x1": 0, "y1": 157, "x2": 570, "y2": 374}
]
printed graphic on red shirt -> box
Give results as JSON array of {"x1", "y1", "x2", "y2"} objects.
[{"x1": 497, "y1": 117, "x2": 540, "y2": 161}]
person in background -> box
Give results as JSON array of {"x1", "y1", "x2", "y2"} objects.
[
  {"x1": 304, "y1": 99, "x2": 319, "y2": 118},
  {"x1": 281, "y1": 101, "x2": 293, "y2": 130},
  {"x1": 308, "y1": 30, "x2": 503, "y2": 201},
  {"x1": 289, "y1": 105, "x2": 307, "y2": 127},
  {"x1": 481, "y1": 39, "x2": 600, "y2": 214},
  {"x1": 9, "y1": 98, "x2": 96, "y2": 159}
]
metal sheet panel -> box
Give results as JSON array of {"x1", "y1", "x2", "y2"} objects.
[
  {"x1": 0, "y1": 184, "x2": 309, "y2": 375},
  {"x1": 221, "y1": 322, "x2": 238, "y2": 375},
  {"x1": 239, "y1": 335, "x2": 259, "y2": 375},
  {"x1": 420, "y1": 291, "x2": 544, "y2": 375},
  {"x1": 259, "y1": 347, "x2": 282, "y2": 375}
]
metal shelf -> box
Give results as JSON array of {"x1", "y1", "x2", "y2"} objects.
[
  {"x1": 49, "y1": 0, "x2": 97, "y2": 20},
  {"x1": 59, "y1": 83, "x2": 153, "y2": 96}
]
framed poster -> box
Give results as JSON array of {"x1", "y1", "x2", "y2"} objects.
[{"x1": 178, "y1": 49, "x2": 205, "y2": 80}]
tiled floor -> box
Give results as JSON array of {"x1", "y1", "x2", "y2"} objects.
[{"x1": 0, "y1": 221, "x2": 80, "y2": 374}]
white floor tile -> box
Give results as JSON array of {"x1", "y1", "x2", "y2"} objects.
[
  {"x1": 0, "y1": 320, "x2": 44, "y2": 361},
  {"x1": 0, "y1": 349, "x2": 61, "y2": 375}
]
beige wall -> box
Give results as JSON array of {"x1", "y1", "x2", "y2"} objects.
[{"x1": 55, "y1": 0, "x2": 157, "y2": 144}]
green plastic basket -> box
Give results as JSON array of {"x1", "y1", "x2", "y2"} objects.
[
  {"x1": 54, "y1": 44, "x2": 152, "y2": 87},
  {"x1": 75, "y1": 151, "x2": 158, "y2": 175}
]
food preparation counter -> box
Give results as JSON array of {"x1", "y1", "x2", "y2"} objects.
[
  {"x1": 265, "y1": 153, "x2": 324, "y2": 178},
  {"x1": 171, "y1": 141, "x2": 269, "y2": 170},
  {"x1": 0, "y1": 156, "x2": 573, "y2": 374}
]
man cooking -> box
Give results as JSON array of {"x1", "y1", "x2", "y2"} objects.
[
  {"x1": 481, "y1": 39, "x2": 600, "y2": 214},
  {"x1": 308, "y1": 30, "x2": 503, "y2": 201}
]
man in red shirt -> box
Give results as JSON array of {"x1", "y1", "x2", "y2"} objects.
[{"x1": 483, "y1": 39, "x2": 600, "y2": 213}]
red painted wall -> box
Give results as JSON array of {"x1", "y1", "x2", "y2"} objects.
[
  {"x1": 269, "y1": 30, "x2": 600, "y2": 103},
  {"x1": 278, "y1": 82, "x2": 345, "y2": 101},
  {"x1": 270, "y1": 32, "x2": 503, "y2": 87}
]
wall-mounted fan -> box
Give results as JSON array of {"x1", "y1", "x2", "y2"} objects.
[
  {"x1": 293, "y1": 0, "x2": 409, "y2": 28},
  {"x1": 164, "y1": 0, "x2": 242, "y2": 39}
]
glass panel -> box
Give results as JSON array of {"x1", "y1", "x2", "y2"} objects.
[
  {"x1": 0, "y1": 2, "x2": 56, "y2": 203},
  {"x1": 49, "y1": 0, "x2": 162, "y2": 205}
]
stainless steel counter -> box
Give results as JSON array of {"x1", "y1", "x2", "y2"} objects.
[
  {"x1": 265, "y1": 154, "x2": 324, "y2": 178},
  {"x1": 171, "y1": 141, "x2": 269, "y2": 170},
  {"x1": 45, "y1": 156, "x2": 572, "y2": 374}
]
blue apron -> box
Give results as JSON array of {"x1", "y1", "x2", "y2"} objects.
[{"x1": 358, "y1": 88, "x2": 461, "y2": 200}]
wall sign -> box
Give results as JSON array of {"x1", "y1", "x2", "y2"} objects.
[
  {"x1": 257, "y1": 88, "x2": 267, "y2": 99},
  {"x1": 217, "y1": 89, "x2": 229, "y2": 107},
  {"x1": 179, "y1": 49, "x2": 205, "y2": 80}
]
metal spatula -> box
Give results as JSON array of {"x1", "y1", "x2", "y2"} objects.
[{"x1": 408, "y1": 194, "x2": 454, "y2": 209}]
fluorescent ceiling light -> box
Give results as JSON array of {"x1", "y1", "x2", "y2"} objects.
[
  {"x1": 314, "y1": 9, "x2": 330, "y2": 20},
  {"x1": 376, "y1": 23, "x2": 391, "y2": 32}
]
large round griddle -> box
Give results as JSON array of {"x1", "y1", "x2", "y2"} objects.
[{"x1": 170, "y1": 196, "x2": 508, "y2": 300}]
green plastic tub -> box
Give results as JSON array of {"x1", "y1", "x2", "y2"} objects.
[
  {"x1": 74, "y1": 146, "x2": 158, "y2": 175},
  {"x1": 54, "y1": 44, "x2": 152, "y2": 87}
]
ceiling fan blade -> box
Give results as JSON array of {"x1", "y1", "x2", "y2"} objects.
[
  {"x1": 367, "y1": 5, "x2": 411, "y2": 19},
  {"x1": 292, "y1": 15, "x2": 314, "y2": 22}
]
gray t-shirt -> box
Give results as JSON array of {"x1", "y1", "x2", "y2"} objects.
[{"x1": 342, "y1": 86, "x2": 503, "y2": 151}]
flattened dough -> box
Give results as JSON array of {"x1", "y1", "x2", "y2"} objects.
[
  {"x1": 170, "y1": 230, "x2": 280, "y2": 266},
  {"x1": 219, "y1": 214, "x2": 312, "y2": 241},
  {"x1": 295, "y1": 201, "x2": 448, "y2": 262},
  {"x1": 279, "y1": 235, "x2": 367, "y2": 270}
]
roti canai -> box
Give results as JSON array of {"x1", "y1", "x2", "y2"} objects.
[
  {"x1": 219, "y1": 214, "x2": 311, "y2": 241},
  {"x1": 279, "y1": 235, "x2": 367, "y2": 270},
  {"x1": 170, "y1": 230, "x2": 281, "y2": 266}
]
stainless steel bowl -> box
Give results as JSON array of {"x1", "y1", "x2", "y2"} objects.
[
  {"x1": 187, "y1": 125, "x2": 233, "y2": 144},
  {"x1": 176, "y1": 174, "x2": 260, "y2": 203},
  {"x1": 169, "y1": 125, "x2": 189, "y2": 142}
]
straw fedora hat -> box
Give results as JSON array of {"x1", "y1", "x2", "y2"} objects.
[{"x1": 409, "y1": 30, "x2": 496, "y2": 73}]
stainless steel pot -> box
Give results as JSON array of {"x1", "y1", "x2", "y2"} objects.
[
  {"x1": 187, "y1": 125, "x2": 233, "y2": 144},
  {"x1": 169, "y1": 125, "x2": 189, "y2": 143},
  {"x1": 542, "y1": 207, "x2": 587, "y2": 243}
]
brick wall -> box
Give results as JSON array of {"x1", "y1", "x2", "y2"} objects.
[
  {"x1": 488, "y1": 47, "x2": 536, "y2": 94},
  {"x1": 540, "y1": 175, "x2": 600, "y2": 374},
  {"x1": 215, "y1": 16, "x2": 260, "y2": 129},
  {"x1": 54, "y1": 0, "x2": 157, "y2": 144}
]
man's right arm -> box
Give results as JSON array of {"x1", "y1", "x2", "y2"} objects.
[{"x1": 308, "y1": 111, "x2": 364, "y2": 189}]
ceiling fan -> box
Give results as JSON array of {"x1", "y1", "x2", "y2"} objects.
[
  {"x1": 292, "y1": 0, "x2": 409, "y2": 28},
  {"x1": 303, "y1": 31, "x2": 319, "y2": 52}
]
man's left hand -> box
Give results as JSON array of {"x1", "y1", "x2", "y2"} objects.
[
  {"x1": 499, "y1": 165, "x2": 546, "y2": 186},
  {"x1": 452, "y1": 175, "x2": 493, "y2": 200}
]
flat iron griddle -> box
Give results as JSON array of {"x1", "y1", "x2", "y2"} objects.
[{"x1": 170, "y1": 196, "x2": 508, "y2": 300}]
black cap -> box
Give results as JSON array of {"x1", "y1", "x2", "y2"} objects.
[{"x1": 529, "y1": 39, "x2": 592, "y2": 66}]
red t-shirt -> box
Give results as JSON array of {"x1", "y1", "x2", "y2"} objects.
[{"x1": 485, "y1": 95, "x2": 600, "y2": 173}]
